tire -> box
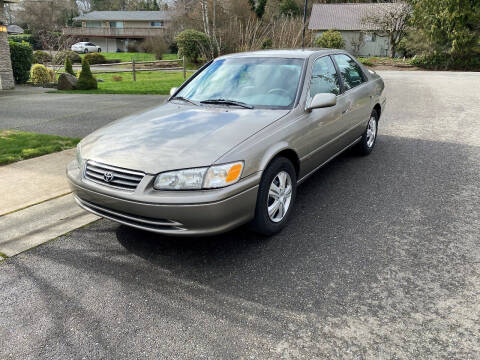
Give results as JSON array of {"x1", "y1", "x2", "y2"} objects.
[
  {"x1": 84, "y1": 49, "x2": 88, "y2": 54},
  {"x1": 355, "y1": 109, "x2": 379, "y2": 156},
  {"x1": 251, "y1": 157, "x2": 297, "y2": 236},
  {"x1": 97, "y1": 48, "x2": 101, "y2": 53}
]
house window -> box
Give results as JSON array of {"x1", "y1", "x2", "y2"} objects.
[
  {"x1": 110, "y1": 21, "x2": 123, "y2": 28},
  {"x1": 365, "y1": 33, "x2": 376, "y2": 42},
  {"x1": 151, "y1": 21, "x2": 164, "y2": 28},
  {"x1": 86, "y1": 21, "x2": 102, "y2": 28}
]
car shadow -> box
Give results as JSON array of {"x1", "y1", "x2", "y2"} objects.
[{"x1": 114, "y1": 134, "x2": 479, "y2": 314}]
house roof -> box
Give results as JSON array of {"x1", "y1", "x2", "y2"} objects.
[
  {"x1": 308, "y1": 3, "x2": 405, "y2": 31},
  {"x1": 7, "y1": 25, "x2": 24, "y2": 34},
  {"x1": 73, "y1": 11, "x2": 171, "y2": 22}
]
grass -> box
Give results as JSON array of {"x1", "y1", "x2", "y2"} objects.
[
  {"x1": 56, "y1": 71, "x2": 193, "y2": 95},
  {"x1": 80, "y1": 52, "x2": 156, "y2": 62},
  {"x1": 0, "y1": 130, "x2": 80, "y2": 166},
  {"x1": 358, "y1": 57, "x2": 413, "y2": 67}
]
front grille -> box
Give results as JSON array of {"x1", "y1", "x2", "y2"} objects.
[{"x1": 84, "y1": 160, "x2": 144, "y2": 191}]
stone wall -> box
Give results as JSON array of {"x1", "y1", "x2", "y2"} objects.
[{"x1": 0, "y1": 0, "x2": 15, "y2": 90}]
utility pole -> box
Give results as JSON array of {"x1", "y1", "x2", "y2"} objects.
[{"x1": 302, "y1": 0, "x2": 308, "y2": 49}]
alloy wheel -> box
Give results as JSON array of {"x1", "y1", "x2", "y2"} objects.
[
  {"x1": 267, "y1": 171, "x2": 293, "y2": 223},
  {"x1": 366, "y1": 116, "x2": 377, "y2": 148}
]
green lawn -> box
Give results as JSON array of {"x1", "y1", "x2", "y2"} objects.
[
  {"x1": 80, "y1": 52, "x2": 156, "y2": 62},
  {"x1": 0, "y1": 130, "x2": 80, "y2": 165},
  {"x1": 57, "y1": 71, "x2": 192, "y2": 95}
]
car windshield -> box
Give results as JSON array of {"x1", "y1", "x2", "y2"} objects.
[{"x1": 175, "y1": 57, "x2": 305, "y2": 109}]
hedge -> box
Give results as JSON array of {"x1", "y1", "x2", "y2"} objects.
[
  {"x1": 9, "y1": 41, "x2": 33, "y2": 84},
  {"x1": 8, "y1": 34, "x2": 40, "y2": 50}
]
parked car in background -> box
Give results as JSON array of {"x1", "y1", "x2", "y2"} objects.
[
  {"x1": 68, "y1": 49, "x2": 386, "y2": 237},
  {"x1": 71, "y1": 42, "x2": 101, "y2": 53}
]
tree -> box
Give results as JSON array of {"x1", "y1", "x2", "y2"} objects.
[
  {"x1": 362, "y1": 1, "x2": 411, "y2": 57},
  {"x1": 65, "y1": 57, "x2": 75, "y2": 76},
  {"x1": 175, "y1": 29, "x2": 212, "y2": 62},
  {"x1": 279, "y1": 0, "x2": 301, "y2": 17},
  {"x1": 249, "y1": 0, "x2": 268, "y2": 19},
  {"x1": 76, "y1": 58, "x2": 97, "y2": 90},
  {"x1": 314, "y1": 29, "x2": 345, "y2": 49},
  {"x1": 408, "y1": 0, "x2": 480, "y2": 59}
]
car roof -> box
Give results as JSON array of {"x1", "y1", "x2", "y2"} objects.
[{"x1": 217, "y1": 48, "x2": 346, "y2": 60}]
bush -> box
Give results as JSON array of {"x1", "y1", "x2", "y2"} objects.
[
  {"x1": 76, "y1": 58, "x2": 97, "y2": 90},
  {"x1": 48, "y1": 68, "x2": 56, "y2": 83},
  {"x1": 261, "y1": 39, "x2": 273, "y2": 49},
  {"x1": 33, "y1": 50, "x2": 52, "y2": 65},
  {"x1": 140, "y1": 36, "x2": 168, "y2": 60},
  {"x1": 54, "y1": 50, "x2": 81, "y2": 65},
  {"x1": 8, "y1": 34, "x2": 40, "y2": 50},
  {"x1": 84, "y1": 52, "x2": 106, "y2": 65},
  {"x1": 410, "y1": 54, "x2": 480, "y2": 71},
  {"x1": 9, "y1": 41, "x2": 33, "y2": 84},
  {"x1": 314, "y1": 30, "x2": 345, "y2": 49},
  {"x1": 175, "y1": 29, "x2": 211, "y2": 62},
  {"x1": 127, "y1": 42, "x2": 139, "y2": 53},
  {"x1": 30, "y1": 64, "x2": 50, "y2": 85},
  {"x1": 65, "y1": 57, "x2": 75, "y2": 76}
]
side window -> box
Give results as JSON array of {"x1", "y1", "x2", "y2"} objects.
[
  {"x1": 309, "y1": 56, "x2": 340, "y2": 98},
  {"x1": 333, "y1": 54, "x2": 366, "y2": 91}
]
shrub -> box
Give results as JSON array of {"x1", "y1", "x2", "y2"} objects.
[
  {"x1": 33, "y1": 50, "x2": 52, "y2": 65},
  {"x1": 54, "y1": 50, "x2": 81, "y2": 65},
  {"x1": 48, "y1": 68, "x2": 56, "y2": 83},
  {"x1": 30, "y1": 64, "x2": 50, "y2": 85},
  {"x1": 112, "y1": 75, "x2": 123, "y2": 82},
  {"x1": 65, "y1": 57, "x2": 75, "y2": 76},
  {"x1": 140, "y1": 36, "x2": 168, "y2": 60},
  {"x1": 76, "y1": 58, "x2": 98, "y2": 90},
  {"x1": 175, "y1": 29, "x2": 211, "y2": 62},
  {"x1": 261, "y1": 39, "x2": 273, "y2": 49},
  {"x1": 84, "y1": 52, "x2": 106, "y2": 65},
  {"x1": 9, "y1": 41, "x2": 33, "y2": 84},
  {"x1": 279, "y1": 0, "x2": 301, "y2": 17},
  {"x1": 314, "y1": 30, "x2": 345, "y2": 49},
  {"x1": 8, "y1": 34, "x2": 40, "y2": 50},
  {"x1": 127, "y1": 42, "x2": 139, "y2": 52},
  {"x1": 410, "y1": 54, "x2": 480, "y2": 71}
]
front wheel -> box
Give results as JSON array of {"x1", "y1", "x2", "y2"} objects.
[
  {"x1": 97, "y1": 48, "x2": 101, "y2": 52},
  {"x1": 84, "y1": 49, "x2": 89, "y2": 54},
  {"x1": 251, "y1": 157, "x2": 297, "y2": 236},
  {"x1": 355, "y1": 109, "x2": 378, "y2": 156}
]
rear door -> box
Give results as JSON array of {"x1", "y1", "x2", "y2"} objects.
[{"x1": 332, "y1": 54, "x2": 372, "y2": 140}]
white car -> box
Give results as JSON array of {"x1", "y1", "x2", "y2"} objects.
[{"x1": 71, "y1": 42, "x2": 101, "y2": 53}]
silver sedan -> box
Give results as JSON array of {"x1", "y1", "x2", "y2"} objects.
[{"x1": 68, "y1": 49, "x2": 386, "y2": 236}]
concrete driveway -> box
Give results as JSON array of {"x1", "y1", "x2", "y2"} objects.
[
  {"x1": 1, "y1": 71, "x2": 479, "y2": 359},
  {"x1": 0, "y1": 86, "x2": 166, "y2": 138}
]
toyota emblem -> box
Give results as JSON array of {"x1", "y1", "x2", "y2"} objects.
[{"x1": 103, "y1": 172, "x2": 114, "y2": 183}]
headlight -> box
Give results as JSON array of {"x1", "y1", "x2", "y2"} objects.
[
  {"x1": 154, "y1": 167, "x2": 208, "y2": 190},
  {"x1": 153, "y1": 161, "x2": 244, "y2": 190}
]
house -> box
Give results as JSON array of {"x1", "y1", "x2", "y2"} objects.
[
  {"x1": 64, "y1": 11, "x2": 171, "y2": 52},
  {"x1": 0, "y1": 0, "x2": 19, "y2": 90},
  {"x1": 309, "y1": 3, "x2": 402, "y2": 57}
]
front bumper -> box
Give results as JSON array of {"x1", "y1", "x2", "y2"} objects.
[{"x1": 67, "y1": 160, "x2": 260, "y2": 236}]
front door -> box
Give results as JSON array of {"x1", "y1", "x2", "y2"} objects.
[{"x1": 296, "y1": 55, "x2": 349, "y2": 177}]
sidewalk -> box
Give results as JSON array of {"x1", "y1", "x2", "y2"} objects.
[{"x1": 0, "y1": 150, "x2": 98, "y2": 257}]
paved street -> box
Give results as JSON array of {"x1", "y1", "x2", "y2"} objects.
[
  {"x1": 1, "y1": 71, "x2": 479, "y2": 359},
  {"x1": 0, "y1": 86, "x2": 166, "y2": 138}
]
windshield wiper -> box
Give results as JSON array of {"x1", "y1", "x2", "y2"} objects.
[
  {"x1": 200, "y1": 98, "x2": 254, "y2": 109},
  {"x1": 170, "y1": 96, "x2": 198, "y2": 106}
]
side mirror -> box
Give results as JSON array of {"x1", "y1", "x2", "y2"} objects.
[
  {"x1": 306, "y1": 93, "x2": 337, "y2": 112},
  {"x1": 170, "y1": 87, "x2": 179, "y2": 96}
]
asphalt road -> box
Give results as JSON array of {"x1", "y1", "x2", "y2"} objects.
[
  {"x1": 1, "y1": 71, "x2": 479, "y2": 359},
  {"x1": 0, "y1": 86, "x2": 166, "y2": 138}
]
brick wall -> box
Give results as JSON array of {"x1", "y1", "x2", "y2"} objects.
[{"x1": 0, "y1": 0, "x2": 15, "y2": 90}]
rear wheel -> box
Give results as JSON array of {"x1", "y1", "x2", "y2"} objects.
[
  {"x1": 84, "y1": 48, "x2": 89, "y2": 54},
  {"x1": 251, "y1": 157, "x2": 297, "y2": 236},
  {"x1": 355, "y1": 109, "x2": 378, "y2": 156},
  {"x1": 97, "y1": 48, "x2": 101, "y2": 53}
]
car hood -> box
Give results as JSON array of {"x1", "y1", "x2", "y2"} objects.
[{"x1": 80, "y1": 103, "x2": 289, "y2": 174}]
